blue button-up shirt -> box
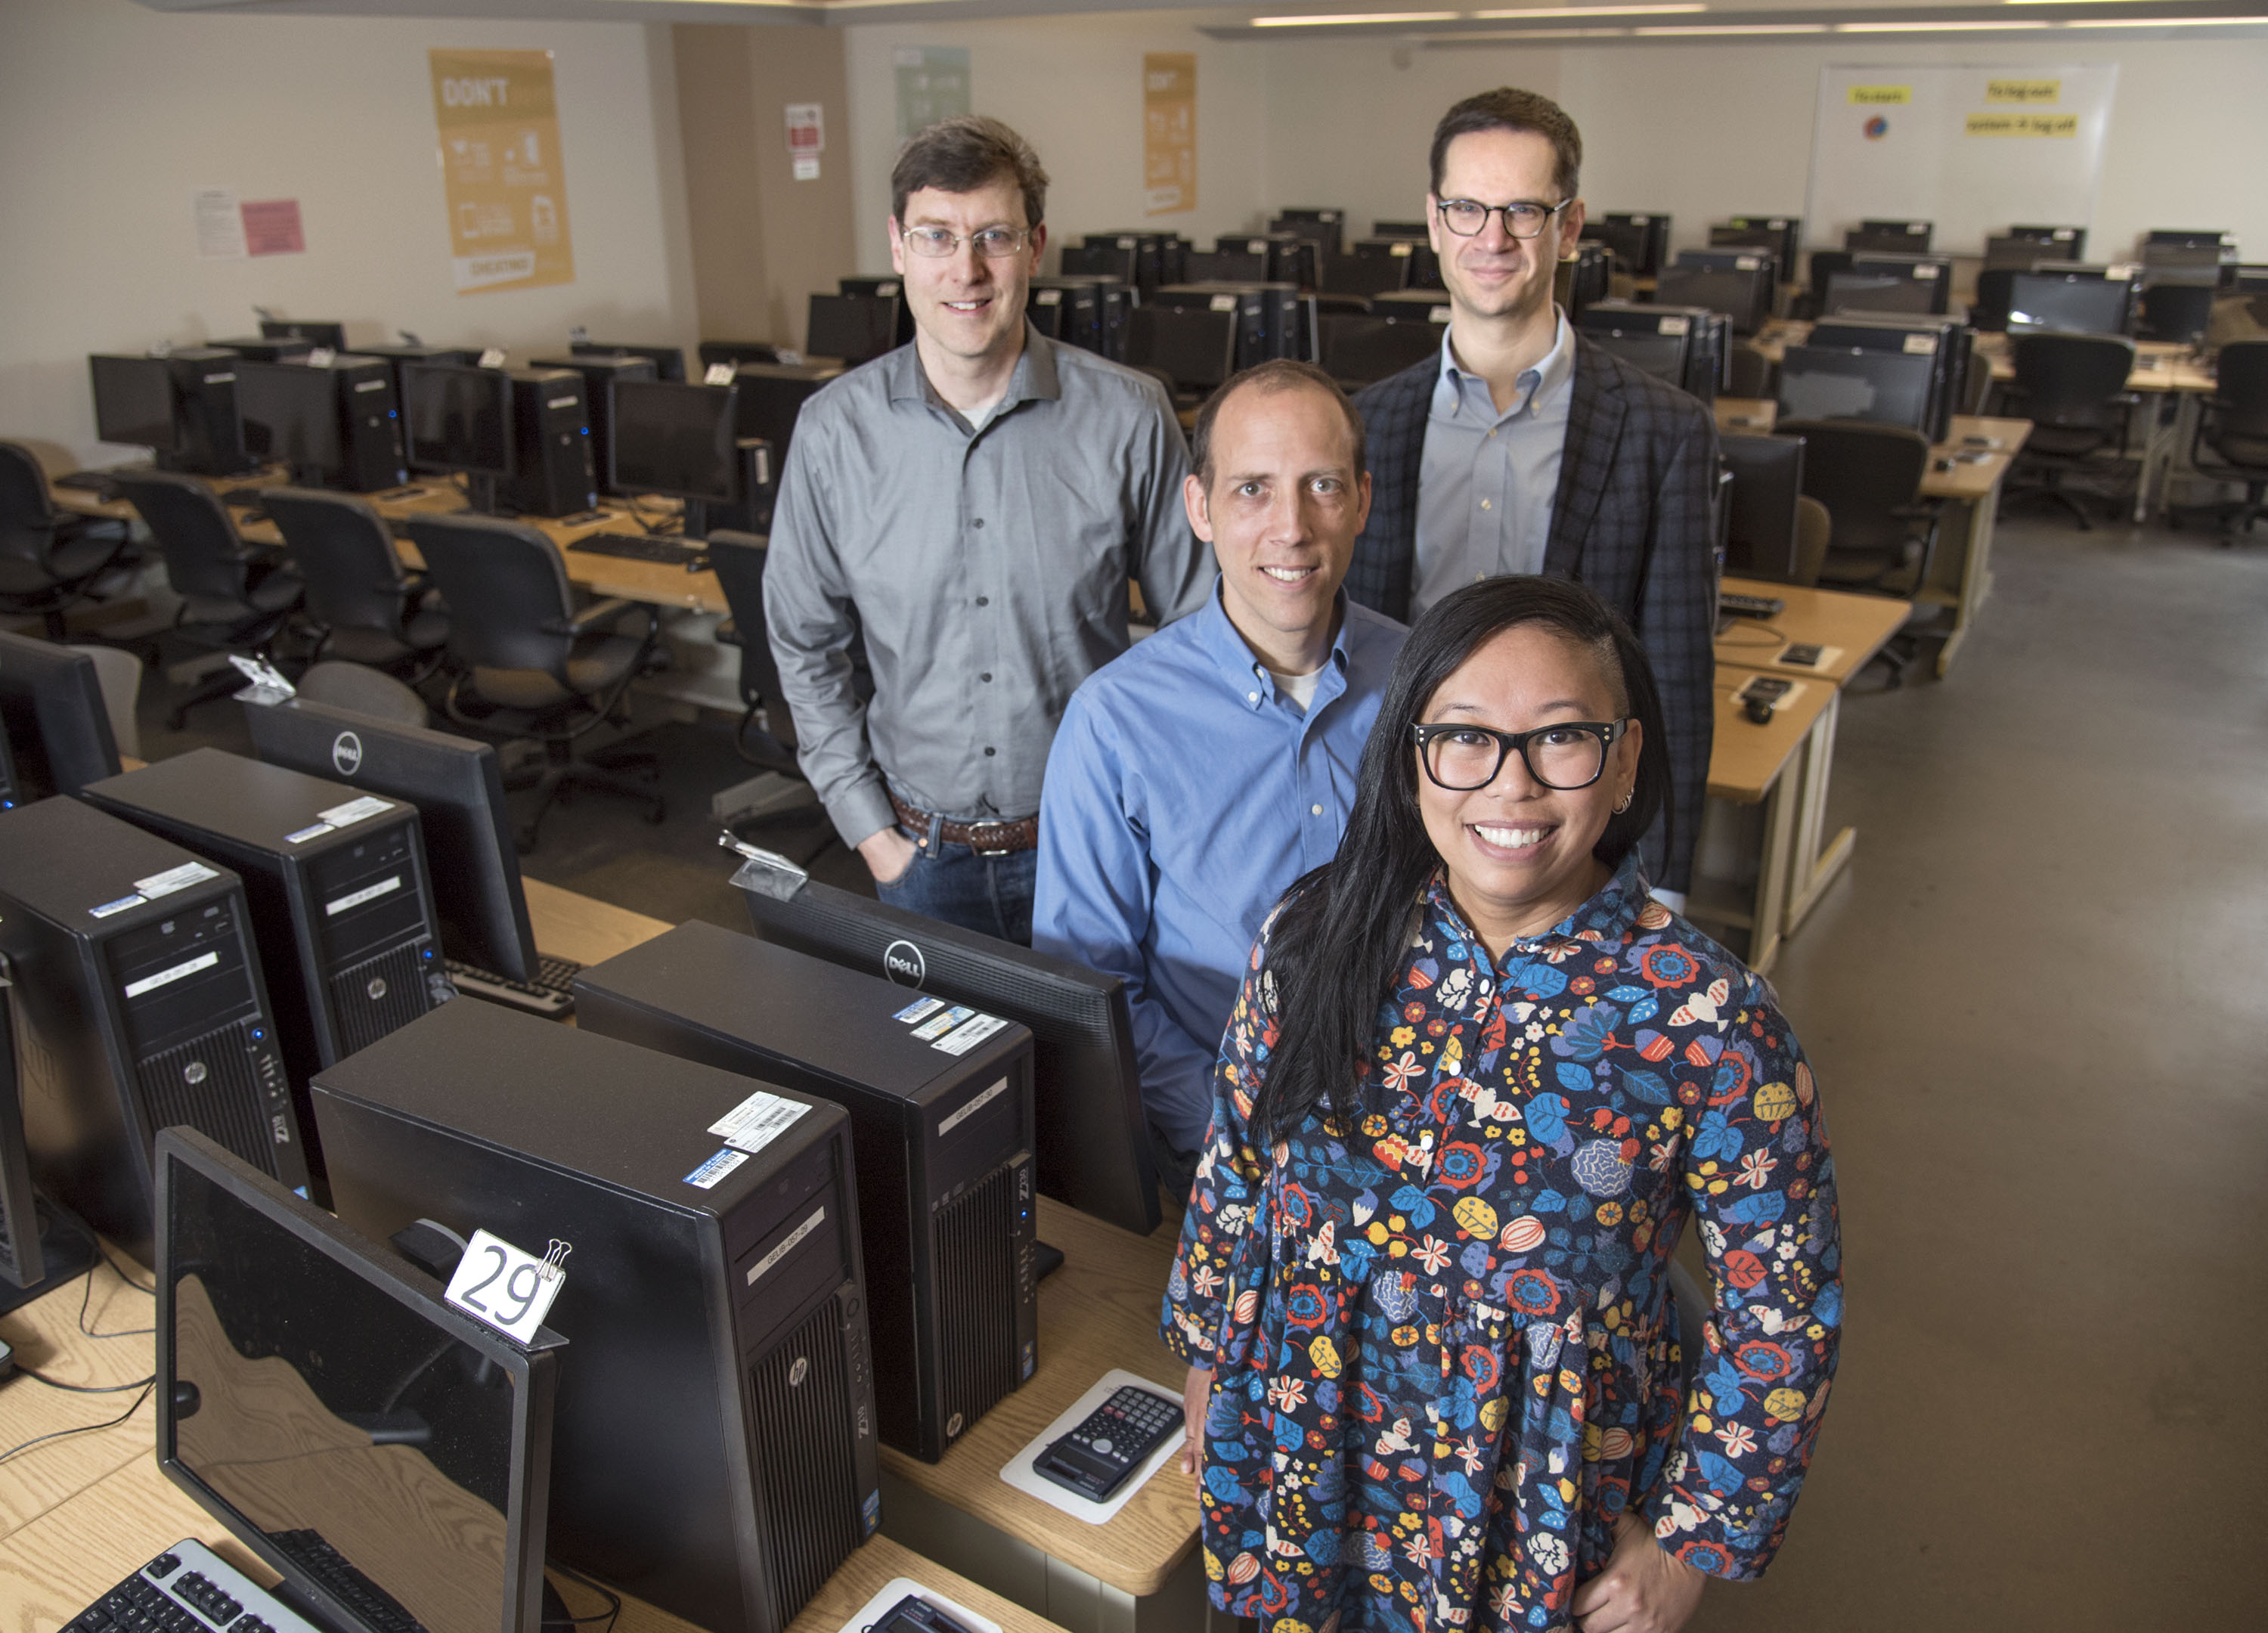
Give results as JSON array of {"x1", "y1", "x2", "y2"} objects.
[
  {"x1": 1411, "y1": 308, "x2": 1576, "y2": 617},
  {"x1": 1033, "y1": 581, "x2": 1407, "y2": 1153}
]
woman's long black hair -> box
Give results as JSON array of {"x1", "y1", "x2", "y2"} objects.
[{"x1": 1250, "y1": 575, "x2": 1672, "y2": 1148}]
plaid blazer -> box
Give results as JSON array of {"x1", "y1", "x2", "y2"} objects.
[{"x1": 1348, "y1": 335, "x2": 1720, "y2": 892}]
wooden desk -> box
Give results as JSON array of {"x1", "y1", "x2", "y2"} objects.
[
  {"x1": 1712, "y1": 575, "x2": 1910, "y2": 682},
  {"x1": 1693, "y1": 669, "x2": 1833, "y2": 975},
  {"x1": 523, "y1": 875, "x2": 671, "y2": 966},
  {"x1": 1970, "y1": 333, "x2": 2215, "y2": 520},
  {"x1": 1913, "y1": 414, "x2": 2030, "y2": 677},
  {"x1": 1713, "y1": 398, "x2": 1777, "y2": 435}
]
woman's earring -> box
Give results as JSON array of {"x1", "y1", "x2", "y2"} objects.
[{"x1": 1614, "y1": 791, "x2": 1634, "y2": 813}]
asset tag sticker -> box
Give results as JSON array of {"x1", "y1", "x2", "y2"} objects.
[
  {"x1": 894, "y1": 996, "x2": 945, "y2": 1024},
  {"x1": 685, "y1": 1148, "x2": 751, "y2": 1190},
  {"x1": 934, "y1": 1014, "x2": 1009, "y2": 1057},
  {"x1": 445, "y1": 1229, "x2": 569, "y2": 1344},
  {"x1": 709, "y1": 1089, "x2": 810, "y2": 1155},
  {"x1": 90, "y1": 893, "x2": 148, "y2": 919},
  {"x1": 283, "y1": 823, "x2": 333, "y2": 845},
  {"x1": 940, "y1": 1077, "x2": 1008, "y2": 1135},
  {"x1": 911, "y1": 1005, "x2": 974, "y2": 1042},
  {"x1": 746, "y1": 1205, "x2": 826, "y2": 1286},
  {"x1": 318, "y1": 795, "x2": 395, "y2": 830}
]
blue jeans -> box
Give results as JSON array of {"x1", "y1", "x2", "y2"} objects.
[{"x1": 874, "y1": 811, "x2": 1036, "y2": 945}]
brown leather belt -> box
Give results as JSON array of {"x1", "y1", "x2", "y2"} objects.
[{"x1": 889, "y1": 790, "x2": 1039, "y2": 856}]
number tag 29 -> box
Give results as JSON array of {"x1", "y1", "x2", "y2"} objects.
[{"x1": 445, "y1": 1229, "x2": 569, "y2": 1344}]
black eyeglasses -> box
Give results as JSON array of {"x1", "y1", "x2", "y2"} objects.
[
  {"x1": 1411, "y1": 719, "x2": 1629, "y2": 792},
  {"x1": 1434, "y1": 198, "x2": 1572, "y2": 240}
]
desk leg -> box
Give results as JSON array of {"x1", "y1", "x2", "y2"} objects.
[
  {"x1": 1781, "y1": 690, "x2": 1857, "y2": 936},
  {"x1": 1746, "y1": 773, "x2": 1799, "y2": 977},
  {"x1": 1934, "y1": 480, "x2": 2002, "y2": 678},
  {"x1": 2133, "y1": 396, "x2": 2180, "y2": 523}
]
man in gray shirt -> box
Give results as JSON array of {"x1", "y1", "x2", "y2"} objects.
[{"x1": 765, "y1": 116, "x2": 1208, "y2": 944}]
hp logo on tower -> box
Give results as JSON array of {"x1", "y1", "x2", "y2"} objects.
[{"x1": 331, "y1": 731, "x2": 364, "y2": 777}]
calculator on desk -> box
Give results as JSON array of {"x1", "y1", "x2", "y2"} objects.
[{"x1": 1032, "y1": 1384, "x2": 1182, "y2": 1502}]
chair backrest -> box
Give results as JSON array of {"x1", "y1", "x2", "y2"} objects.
[
  {"x1": 403, "y1": 513, "x2": 578, "y2": 685},
  {"x1": 112, "y1": 470, "x2": 254, "y2": 603},
  {"x1": 261, "y1": 488, "x2": 411, "y2": 637},
  {"x1": 1792, "y1": 496, "x2": 1832, "y2": 588},
  {"x1": 0, "y1": 441, "x2": 61, "y2": 572},
  {"x1": 2008, "y1": 333, "x2": 2137, "y2": 421},
  {"x1": 2204, "y1": 339, "x2": 2268, "y2": 467},
  {"x1": 704, "y1": 530, "x2": 781, "y2": 711},
  {"x1": 1774, "y1": 420, "x2": 1931, "y2": 558},
  {"x1": 67, "y1": 643, "x2": 143, "y2": 761},
  {"x1": 294, "y1": 659, "x2": 430, "y2": 728}
]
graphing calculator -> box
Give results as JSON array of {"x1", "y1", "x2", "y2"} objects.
[
  {"x1": 1739, "y1": 674, "x2": 1794, "y2": 706},
  {"x1": 1032, "y1": 1384, "x2": 1182, "y2": 1502},
  {"x1": 1779, "y1": 643, "x2": 1823, "y2": 668}
]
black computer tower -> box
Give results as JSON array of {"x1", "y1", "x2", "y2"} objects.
[
  {"x1": 212, "y1": 336, "x2": 314, "y2": 364},
  {"x1": 838, "y1": 277, "x2": 919, "y2": 349},
  {"x1": 529, "y1": 353, "x2": 657, "y2": 500},
  {"x1": 1157, "y1": 281, "x2": 1312, "y2": 366},
  {"x1": 1029, "y1": 277, "x2": 1103, "y2": 352},
  {"x1": 1218, "y1": 233, "x2": 1315, "y2": 291},
  {"x1": 502, "y1": 367, "x2": 596, "y2": 519},
  {"x1": 359, "y1": 343, "x2": 479, "y2": 403},
  {"x1": 574, "y1": 920, "x2": 1038, "y2": 1464},
  {"x1": 1580, "y1": 302, "x2": 1725, "y2": 402},
  {"x1": 160, "y1": 349, "x2": 256, "y2": 476},
  {"x1": 0, "y1": 798, "x2": 304, "y2": 1260},
  {"x1": 313, "y1": 999, "x2": 881, "y2": 1633},
  {"x1": 1353, "y1": 235, "x2": 1440, "y2": 290},
  {"x1": 324, "y1": 355, "x2": 409, "y2": 491},
  {"x1": 82, "y1": 749, "x2": 450, "y2": 1184}
]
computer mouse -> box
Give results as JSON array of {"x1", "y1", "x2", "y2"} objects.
[
  {"x1": 1932, "y1": 457, "x2": 1954, "y2": 472},
  {"x1": 1743, "y1": 696, "x2": 1775, "y2": 726}
]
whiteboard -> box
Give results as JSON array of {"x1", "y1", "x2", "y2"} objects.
[{"x1": 1805, "y1": 64, "x2": 2118, "y2": 256}]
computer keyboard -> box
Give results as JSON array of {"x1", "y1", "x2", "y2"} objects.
[
  {"x1": 62, "y1": 1539, "x2": 322, "y2": 1633},
  {"x1": 1718, "y1": 591, "x2": 1786, "y2": 619},
  {"x1": 569, "y1": 531, "x2": 711, "y2": 569},
  {"x1": 265, "y1": 1530, "x2": 421, "y2": 1633},
  {"x1": 444, "y1": 952, "x2": 581, "y2": 1018}
]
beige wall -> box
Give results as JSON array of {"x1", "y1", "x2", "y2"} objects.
[
  {"x1": 0, "y1": 0, "x2": 697, "y2": 469},
  {"x1": 675, "y1": 21, "x2": 857, "y2": 352}
]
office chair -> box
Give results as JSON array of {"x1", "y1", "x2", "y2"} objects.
[
  {"x1": 1792, "y1": 496, "x2": 1833, "y2": 588},
  {"x1": 0, "y1": 442, "x2": 138, "y2": 639},
  {"x1": 1998, "y1": 334, "x2": 2139, "y2": 529},
  {"x1": 704, "y1": 529, "x2": 798, "y2": 771},
  {"x1": 404, "y1": 513, "x2": 665, "y2": 849},
  {"x1": 111, "y1": 469, "x2": 306, "y2": 730},
  {"x1": 1776, "y1": 420, "x2": 1942, "y2": 684},
  {"x1": 293, "y1": 658, "x2": 430, "y2": 730},
  {"x1": 258, "y1": 488, "x2": 448, "y2": 679},
  {"x1": 2170, "y1": 339, "x2": 2268, "y2": 545},
  {"x1": 2137, "y1": 284, "x2": 2217, "y2": 347}
]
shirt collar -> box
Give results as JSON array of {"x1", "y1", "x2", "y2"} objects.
[
  {"x1": 1195, "y1": 578, "x2": 1353, "y2": 711},
  {"x1": 887, "y1": 321, "x2": 1061, "y2": 414},
  {"x1": 1436, "y1": 305, "x2": 1576, "y2": 415},
  {"x1": 1421, "y1": 850, "x2": 1656, "y2": 965}
]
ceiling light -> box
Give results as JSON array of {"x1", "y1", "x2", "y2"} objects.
[
  {"x1": 1250, "y1": 11, "x2": 1463, "y2": 23},
  {"x1": 1635, "y1": 21, "x2": 1829, "y2": 31},
  {"x1": 2005, "y1": 0, "x2": 2196, "y2": 5},
  {"x1": 1433, "y1": 25, "x2": 1635, "y2": 36},
  {"x1": 1837, "y1": 16, "x2": 2053, "y2": 26},
  {"x1": 2063, "y1": 11, "x2": 2268, "y2": 20},
  {"x1": 1470, "y1": 5, "x2": 1704, "y2": 16}
]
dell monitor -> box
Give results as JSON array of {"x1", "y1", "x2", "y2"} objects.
[
  {"x1": 2008, "y1": 271, "x2": 2135, "y2": 336},
  {"x1": 0, "y1": 631, "x2": 122, "y2": 800},
  {"x1": 243, "y1": 694, "x2": 541, "y2": 987},
  {"x1": 1721, "y1": 433, "x2": 1806, "y2": 583},
  {"x1": 1587, "y1": 327, "x2": 1690, "y2": 389},
  {"x1": 739, "y1": 871, "x2": 1161, "y2": 1236},
  {"x1": 2011, "y1": 225, "x2": 2085, "y2": 258},
  {"x1": 1848, "y1": 220, "x2": 1933, "y2": 253},
  {"x1": 260, "y1": 319, "x2": 349, "y2": 351},
  {"x1": 571, "y1": 341, "x2": 686, "y2": 383},
  {"x1": 805, "y1": 293, "x2": 901, "y2": 366},
  {"x1": 1126, "y1": 305, "x2": 1238, "y2": 398},
  {"x1": 1318, "y1": 313, "x2": 1442, "y2": 389},
  {"x1": 1824, "y1": 272, "x2": 1938, "y2": 318},
  {"x1": 89, "y1": 355, "x2": 178, "y2": 452},
  {"x1": 1656, "y1": 264, "x2": 1773, "y2": 336},
  {"x1": 609, "y1": 377, "x2": 739, "y2": 510},
  {"x1": 157, "y1": 1126, "x2": 562, "y2": 1633},
  {"x1": 2146, "y1": 229, "x2": 2232, "y2": 252},
  {"x1": 1777, "y1": 345, "x2": 1938, "y2": 435},
  {"x1": 402, "y1": 364, "x2": 514, "y2": 509}
]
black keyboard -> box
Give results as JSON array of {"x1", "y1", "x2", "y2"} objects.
[
  {"x1": 445, "y1": 952, "x2": 581, "y2": 1018},
  {"x1": 1719, "y1": 591, "x2": 1786, "y2": 619},
  {"x1": 63, "y1": 1540, "x2": 320, "y2": 1633},
  {"x1": 265, "y1": 1530, "x2": 421, "y2": 1633},
  {"x1": 569, "y1": 531, "x2": 710, "y2": 569}
]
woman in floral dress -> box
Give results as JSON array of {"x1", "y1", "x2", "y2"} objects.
[{"x1": 1162, "y1": 578, "x2": 1840, "y2": 1633}]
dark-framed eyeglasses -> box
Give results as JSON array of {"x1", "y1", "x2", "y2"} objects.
[
  {"x1": 1434, "y1": 198, "x2": 1571, "y2": 240},
  {"x1": 899, "y1": 225, "x2": 1033, "y2": 259},
  {"x1": 1411, "y1": 718, "x2": 1630, "y2": 792}
]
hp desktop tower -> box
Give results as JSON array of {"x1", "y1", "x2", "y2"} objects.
[
  {"x1": 312, "y1": 999, "x2": 881, "y2": 1633},
  {"x1": 573, "y1": 919, "x2": 1039, "y2": 1464},
  {"x1": 528, "y1": 352, "x2": 655, "y2": 497},
  {"x1": 0, "y1": 798, "x2": 304, "y2": 1260},
  {"x1": 505, "y1": 367, "x2": 597, "y2": 519},
  {"x1": 82, "y1": 748, "x2": 450, "y2": 1184}
]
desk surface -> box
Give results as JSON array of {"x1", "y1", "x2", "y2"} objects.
[
  {"x1": 522, "y1": 875, "x2": 672, "y2": 966},
  {"x1": 1714, "y1": 578, "x2": 1911, "y2": 684},
  {"x1": 1972, "y1": 330, "x2": 2217, "y2": 394},
  {"x1": 1706, "y1": 666, "x2": 1836, "y2": 804},
  {"x1": 1714, "y1": 398, "x2": 1777, "y2": 435}
]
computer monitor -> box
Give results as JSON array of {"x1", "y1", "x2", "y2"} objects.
[
  {"x1": 1318, "y1": 252, "x2": 1407, "y2": 299},
  {"x1": 609, "y1": 378, "x2": 738, "y2": 504},
  {"x1": 89, "y1": 351, "x2": 253, "y2": 475},
  {"x1": 1587, "y1": 327, "x2": 1690, "y2": 388},
  {"x1": 1824, "y1": 272, "x2": 1938, "y2": 318},
  {"x1": 0, "y1": 631, "x2": 122, "y2": 800},
  {"x1": 1186, "y1": 249, "x2": 1269, "y2": 285},
  {"x1": 243, "y1": 695, "x2": 539, "y2": 985},
  {"x1": 1125, "y1": 305, "x2": 1237, "y2": 397},
  {"x1": 89, "y1": 355, "x2": 178, "y2": 451},
  {"x1": 1721, "y1": 433, "x2": 1805, "y2": 583},
  {"x1": 236, "y1": 360, "x2": 345, "y2": 483},
  {"x1": 1849, "y1": 219, "x2": 1934, "y2": 253},
  {"x1": 1589, "y1": 212, "x2": 1669, "y2": 277},
  {"x1": 2146, "y1": 229, "x2": 2232, "y2": 252},
  {"x1": 1655, "y1": 264, "x2": 1773, "y2": 335},
  {"x1": 2008, "y1": 271, "x2": 2135, "y2": 336},
  {"x1": 1272, "y1": 209, "x2": 1344, "y2": 259},
  {"x1": 156, "y1": 1126, "x2": 562, "y2": 1633},
  {"x1": 526, "y1": 352, "x2": 657, "y2": 498},
  {"x1": 1777, "y1": 345, "x2": 1938, "y2": 435},
  {"x1": 1317, "y1": 313, "x2": 1442, "y2": 388},
  {"x1": 571, "y1": 341, "x2": 686, "y2": 383},
  {"x1": 2010, "y1": 225, "x2": 2085, "y2": 256},
  {"x1": 401, "y1": 364, "x2": 514, "y2": 485},
  {"x1": 729, "y1": 362, "x2": 841, "y2": 465},
  {"x1": 698, "y1": 339, "x2": 784, "y2": 371},
  {"x1": 260, "y1": 319, "x2": 349, "y2": 351},
  {"x1": 806, "y1": 293, "x2": 901, "y2": 365},
  {"x1": 739, "y1": 873, "x2": 1160, "y2": 1235}
]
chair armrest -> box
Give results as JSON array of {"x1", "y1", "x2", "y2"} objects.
[{"x1": 564, "y1": 596, "x2": 637, "y2": 634}]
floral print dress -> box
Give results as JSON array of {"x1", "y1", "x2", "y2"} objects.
[{"x1": 1160, "y1": 857, "x2": 1842, "y2": 1632}]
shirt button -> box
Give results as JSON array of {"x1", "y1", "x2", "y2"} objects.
[
  {"x1": 1247, "y1": 691, "x2": 1259, "y2": 703},
  {"x1": 975, "y1": 596, "x2": 990, "y2": 606},
  {"x1": 1310, "y1": 804, "x2": 1323, "y2": 816},
  {"x1": 972, "y1": 518, "x2": 985, "y2": 528},
  {"x1": 984, "y1": 746, "x2": 996, "y2": 756},
  {"x1": 981, "y1": 672, "x2": 992, "y2": 683},
  {"x1": 1480, "y1": 497, "x2": 1492, "y2": 511}
]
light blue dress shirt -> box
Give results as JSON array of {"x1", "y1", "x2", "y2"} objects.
[
  {"x1": 1033, "y1": 581, "x2": 1407, "y2": 1153},
  {"x1": 1411, "y1": 309, "x2": 1577, "y2": 617}
]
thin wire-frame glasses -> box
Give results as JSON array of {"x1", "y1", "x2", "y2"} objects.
[{"x1": 899, "y1": 225, "x2": 1033, "y2": 259}]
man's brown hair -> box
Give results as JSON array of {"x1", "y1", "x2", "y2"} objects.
[
  {"x1": 1429, "y1": 88, "x2": 1582, "y2": 203},
  {"x1": 1189, "y1": 360, "x2": 1367, "y2": 491},
  {"x1": 891, "y1": 116, "x2": 1049, "y2": 228}
]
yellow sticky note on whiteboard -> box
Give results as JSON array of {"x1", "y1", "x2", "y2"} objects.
[
  {"x1": 1986, "y1": 80, "x2": 2060, "y2": 105},
  {"x1": 1966, "y1": 113, "x2": 2079, "y2": 138},
  {"x1": 1848, "y1": 85, "x2": 1911, "y2": 106}
]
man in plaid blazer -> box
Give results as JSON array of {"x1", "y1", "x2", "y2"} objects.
[{"x1": 1347, "y1": 88, "x2": 1717, "y2": 897}]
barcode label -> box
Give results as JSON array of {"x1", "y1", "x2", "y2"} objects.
[
  {"x1": 318, "y1": 795, "x2": 394, "y2": 829},
  {"x1": 326, "y1": 875, "x2": 401, "y2": 916},
  {"x1": 709, "y1": 1089, "x2": 810, "y2": 1155},
  {"x1": 936, "y1": 1015, "x2": 1009, "y2": 1057},
  {"x1": 135, "y1": 862, "x2": 217, "y2": 900},
  {"x1": 123, "y1": 950, "x2": 218, "y2": 999}
]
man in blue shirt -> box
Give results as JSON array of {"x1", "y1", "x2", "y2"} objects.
[{"x1": 1035, "y1": 361, "x2": 1406, "y2": 1184}]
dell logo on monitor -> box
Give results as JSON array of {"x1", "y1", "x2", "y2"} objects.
[
  {"x1": 331, "y1": 731, "x2": 364, "y2": 777},
  {"x1": 881, "y1": 940, "x2": 926, "y2": 987}
]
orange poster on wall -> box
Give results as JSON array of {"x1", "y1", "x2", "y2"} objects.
[
  {"x1": 1143, "y1": 54, "x2": 1195, "y2": 216},
  {"x1": 429, "y1": 48, "x2": 575, "y2": 295}
]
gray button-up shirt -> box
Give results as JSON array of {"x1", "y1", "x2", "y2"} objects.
[
  {"x1": 764, "y1": 326, "x2": 1209, "y2": 847},
  {"x1": 1411, "y1": 309, "x2": 1576, "y2": 617}
]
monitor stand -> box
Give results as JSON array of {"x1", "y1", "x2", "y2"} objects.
[
  {"x1": 1033, "y1": 1238, "x2": 1065, "y2": 1281},
  {"x1": 0, "y1": 1194, "x2": 99, "y2": 1318}
]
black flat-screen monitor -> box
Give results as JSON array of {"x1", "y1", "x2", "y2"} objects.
[
  {"x1": 1721, "y1": 433, "x2": 1805, "y2": 583},
  {"x1": 1185, "y1": 249, "x2": 1269, "y2": 285},
  {"x1": 806, "y1": 293, "x2": 900, "y2": 365},
  {"x1": 0, "y1": 632, "x2": 121, "y2": 801},
  {"x1": 1848, "y1": 219, "x2": 1933, "y2": 253},
  {"x1": 1126, "y1": 305, "x2": 1237, "y2": 395},
  {"x1": 2146, "y1": 229, "x2": 2231, "y2": 251},
  {"x1": 89, "y1": 355, "x2": 181, "y2": 452},
  {"x1": 1319, "y1": 252, "x2": 1407, "y2": 298},
  {"x1": 1777, "y1": 344, "x2": 1937, "y2": 435},
  {"x1": 1655, "y1": 264, "x2": 1773, "y2": 335},
  {"x1": 1318, "y1": 314, "x2": 1441, "y2": 388},
  {"x1": 156, "y1": 1126, "x2": 562, "y2": 1633},
  {"x1": 2008, "y1": 271, "x2": 2134, "y2": 336},
  {"x1": 1588, "y1": 328, "x2": 1691, "y2": 387},
  {"x1": 402, "y1": 364, "x2": 513, "y2": 477},
  {"x1": 730, "y1": 363, "x2": 841, "y2": 465},
  {"x1": 571, "y1": 342, "x2": 685, "y2": 383},
  {"x1": 609, "y1": 379, "x2": 738, "y2": 504},
  {"x1": 2011, "y1": 225, "x2": 2085, "y2": 257},
  {"x1": 261, "y1": 320, "x2": 349, "y2": 351},
  {"x1": 739, "y1": 875, "x2": 1160, "y2": 1235},
  {"x1": 243, "y1": 696, "x2": 539, "y2": 984},
  {"x1": 236, "y1": 361, "x2": 343, "y2": 481},
  {"x1": 1825, "y1": 273, "x2": 1938, "y2": 318},
  {"x1": 1722, "y1": 215, "x2": 1802, "y2": 273}
]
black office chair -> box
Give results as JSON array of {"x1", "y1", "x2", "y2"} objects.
[
  {"x1": 1969, "y1": 268, "x2": 2019, "y2": 334},
  {"x1": 293, "y1": 658, "x2": 431, "y2": 729},
  {"x1": 258, "y1": 488, "x2": 448, "y2": 679},
  {"x1": 0, "y1": 442, "x2": 138, "y2": 639},
  {"x1": 2137, "y1": 284, "x2": 2217, "y2": 347},
  {"x1": 404, "y1": 513, "x2": 665, "y2": 849},
  {"x1": 1776, "y1": 420, "x2": 1942, "y2": 685},
  {"x1": 1999, "y1": 333, "x2": 2139, "y2": 529},
  {"x1": 2170, "y1": 339, "x2": 2268, "y2": 544},
  {"x1": 112, "y1": 470, "x2": 306, "y2": 730}
]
